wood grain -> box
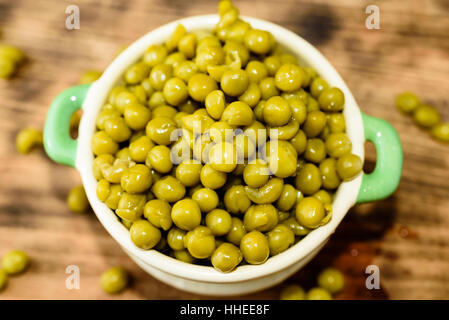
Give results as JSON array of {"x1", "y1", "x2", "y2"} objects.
[{"x1": 0, "y1": 0, "x2": 448, "y2": 300}]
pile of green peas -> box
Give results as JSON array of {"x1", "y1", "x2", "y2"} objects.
[
  {"x1": 396, "y1": 92, "x2": 449, "y2": 143},
  {"x1": 0, "y1": 44, "x2": 26, "y2": 79},
  {"x1": 280, "y1": 267, "x2": 344, "y2": 300},
  {"x1": 92, "y1": 0, "x2": 363, "y2": 273},
  {"x1": 0, "y1": 250, "x2": 30, "y2": 292}
]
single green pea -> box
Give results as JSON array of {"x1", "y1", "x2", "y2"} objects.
[
  {"x1": 413, "y1": 104, "x2": 441, "y2": 128},
  {"x1": 310, "y1": 77, "x2": 329, "y2": 98},
  {"x1": 188, "y1": 73, "x2": 218, "y2": 102},
  {"x1": 282, "y1": 216, "x2": 311, "y2": 236},
  {"x1": 267, "y1": 224, "x2": 295, "y2": 255},
  {"x1": 79, "y1": 70, "x2": 102, "y2": 84},
  {"x1": 171, "y1": 198, "x2": 201, "y2": 230},
  {"x1": 124, "y1": 104, "x2": 151, "y2": 131},
  {"x1": 318, "y1": 87, "x2": 345, "y2": 112},
  {"x1": 319, "y1": 158, "x2": 341, "y2": 190},
  {"x1": 263, "y1": 96, "x2": 291, "y2": 127},
  {"x1": 317, "y1": 267, "x2": 345, "y2": 294},
  {"x1": 167, "y1": 227, "x2": 186, "y2": 250},
  {"x1": 244, "y1": 29, "x2": 273, "y2": 55},
  {"x1": 115, "y1": 192, "x2": 146, "y2": 221},
  {"x1": 144, "y1": 45, "x2": 168, "y2": 67},
  {"x1": 221, "y1": 69, "x2": 249, "y2": 97},
  {"x1": 336, "y1": 153, "x2": 363, "y2": 181},
  {"x1": 264, "y1": 55, "x2": 281, "y2": 76},
  {"x1": 243, "y1": 204, "x2": 278, "y2": 232},
  {"x1": 92, "y1": 131, "x2": 119, "y2": 156},
  {"x1": 396, "y1": 92, "x2": 420, "y2": 114},
  {"x1": 149, "y1": 64, "x2": 173, "y2": 91},
  {"x1": 306, "y1": 287, "x2": 333, "y2": 300},
  {"x1": 130, "y1": 219, "x2": 161, "y2": 249},
  {"x1": 259, "y1": 77, "x2": 280, "y2": 100},
  {"x1": 275, "y1": 63, "x2": 304, "y2": 92},
  {"x1": 163, "y1": 77, "x2": 189, "y2": 106},
  {"x1": 280, "y1": 284, "x2": 306, "y2": 300},
  {"x1": 15, "y1": 128, "x2": 43, "y2": 154},
  {"x1": 327, "y1": 113, "x2": 346, "y2": 133},
  {"x1": 303, "y1": 110, "x2": 327, "y2": 138},
  {"x1": 240, "y1": 230, "x2": 269, "y2": 265},
  {"x1": 431, "y1": 122, "x2": 449, "y2": 143},
  {"x1": 67, "y1": 186, "x2": 89, "y2": 213},
  {"x1": 100, "y1": 266, "x2": 129, "y2": 294},
  {"x1": 104, "y1": 116, "x2": 132, "y2": 143},
  {"x1": 313, "y1": 189, "x2": 333, "y2": 205},
  {"x1": 296, "y1": 197, "x2": 325, "y2": 229},
  {"x1": 152, "y1": 176, "x2": 186, "y2": 203},
  {"x1": 276, "y1": 184, "x2": 297, "y2": 212},
  {"x1": 304, "y1": 138, "x2": 327, "y2": 163},
  {"x1": 205, "y1": 209, "x2": 232, "y2": 236},
  {"x1": 124, "y1": 62, "x2": 150, "y2": 85},
  {"x1": 211, "y1": 243, "x2": 242, "y2": 273},
  {"x1": 245, "y1": 60, "x2": 268, "y2": 83},
  {"x1": 295, "y1": 163, "x2": 322, "y2": 195},
  {"x1": 121, "y1": 164, "x2": 152, "y2": 194},
  {"x1": 192, "y1": 187, "x2": 219, "y2": 212},
  {"x1": 172, "y1": 249, "x2": 196, "y2": 264},
  {"x1": 185, "y1": 226, "x2": 216, "y2": 259},
  {"x1": 2, "y1": 250, "x2": 29, "y2": 275}
]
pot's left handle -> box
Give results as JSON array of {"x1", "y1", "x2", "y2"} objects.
[{"x1": 44, "y1": 84, "x2": 91, "y2": 167}]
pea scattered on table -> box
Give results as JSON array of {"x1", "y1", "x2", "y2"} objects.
[
  {"x1": 67, "y1": 185, "x2": 90, "y2": 213},
  {"x1": 100, "y1": 266, "x2": 129, "y2": 294},
  {"x1": 1, "y1": 250, "x2": 29, "y2": 275},
  {"x1": 0, "y1": 44, "x2": 26, "y2": 79},
  {"x1": 16, "y1": 128, "x2": 43, "y2": 154}
]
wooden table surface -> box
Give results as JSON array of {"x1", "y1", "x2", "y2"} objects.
[{"x1": 0, "y1": 0, "x2": 448, "y2": 300}]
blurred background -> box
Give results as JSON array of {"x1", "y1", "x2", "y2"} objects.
[{"x1": 0, "y1": 0, "x2": 448, "y2": 299}]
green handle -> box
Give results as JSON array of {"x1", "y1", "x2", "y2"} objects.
[
  {"x1": 43, "y1": 84, "x2": 91, "y2": 167},
  {"x1": 356, "y1": 113, "x2": 403, "y2": 203}
]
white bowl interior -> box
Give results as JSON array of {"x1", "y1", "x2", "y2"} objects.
[{"x1": 77, "y1": 14, "x2": 364, "y2": 283}]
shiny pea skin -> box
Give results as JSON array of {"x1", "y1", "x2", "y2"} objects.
[
  {"x1": 130, "y1": 219, "x2": 161, "y2": 249},
  {"x1": 211, "y1": 243, "x2": 242, "y2": 273},
  {"x1": 336, "y1": 153, "x2": 363, "y2": 181},
  {"x1": 240, "y1": 230, "x2": 269, "y2": 265},
  {"x1": 144, "y1": 199, "x2": 172, "y2": 231}
]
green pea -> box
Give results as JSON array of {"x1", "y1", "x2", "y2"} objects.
[
  {"x1": 79, "y1": 70, "x2": 102, "y2": 84},
  {"x1": 336, "y1": 153, "x2": 363, "y2": 181},
  {"x1": 325, "y1": 133, "x2": 352, "y2": 158},
  {"x1": 67, "y1": 185, "x2": 89, "y2": 213},
  {"x1": 2, "y1": 250, "x2": 29, "y2": 275},
  {"x1": 221, "y1": 69, "x2": 249, "y2": 97},
  {"x1": 303, "y1": 110, "x2": 327, "y2": 138},
  {"x1": 296, "y1": 197, "x2": 326, "y2": 229},
  {"x1": 319, "y1": 158, "x2": 341, "y2": 190},
  {"x1": 413, "y1": 104, "x2": 441, "y2": 128},
  {"x1": 310, "y1": 77, "x2": 329, "y2": 98},
  {"x1": 211, "y1": 243, "x2": 242, "y2": 273},
  {"x1": 205, "y1": 209, "x2": 232, "y2": 236},
  {"x1": 295, "y1": 163, "x2": 322, "y2": 195},
  {"x1": 124, "y1": 62, "x2": 150, "y2": 84},
  {"x1": 240, "y1": 230, "x2": 269, "y2": 265},
  {"x1": 100, "y1": 266, "x2": 129, "y2": 294},
  {"x1": 15, "y1": 128, "x2": 43, "y2": 154},
  {"x1": 226, "y1": 217, "x2": 247, "y2": 246},
  {"x1": 396, "y1": 92, "x2": 420, "y2": 113},
  {"x1": 130, "y1": 219, "x2": 161, "y2": 249},
  {"x1": 167, "y1": 227, "x2": 186, "y2": 250},
  {"x1": 275, "y1": 63, "x2": 304, "y2": 92},
  {"x1": 267, "y1": 224, "x2": 295, "y2": 255},
  {"x1": 431, "y1": 122, "x2": 449, "y2": 143},
  {"x1": 280, "y1": 284, "x2": 306, "y2": 300},
  {"x1": 115, "y1": 193, "x2": 146, "y2": 221},
  {"x1": 121, "y1": 164, "x2": 152, "y2": 194},
  {"x1": 304, "y1": 138, "x2": 327, "y2": 163},
  {"x1": 185, "y1": 226, "x2": 216, "y2": 259},
  {"x1": 306, "y1": 287, "x2": 333, "y2": 300},
  {"x1": 104, "y1": 116, "x2": 132, "y2": 143},
  {"x1": 244, "y1": 29, "x2": 273, "y2": 55},
  {"x1": 317, "y1": 267, "x2": 345, "y2": 294},
  {"x1": 282, "y1": 216, "x2": 311, "y2": 236},
  {"x1": 144, "y1": 45, "x2": 168, "y2": 67},
  {"x1": 318, "y1": 87, "x2": 345, "y2": 112}
]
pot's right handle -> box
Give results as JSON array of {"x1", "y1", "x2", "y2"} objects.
[
  {"x1": 356, "y1": 113, "x2": 403, "y2": 203},
  {"x1": 43, "y1": 84, "x2": 91, "y2": 168}
]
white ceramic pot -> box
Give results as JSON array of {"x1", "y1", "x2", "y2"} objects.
[{"x1": 43, "y1": 14, "x2": 403, "y2": 296}]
